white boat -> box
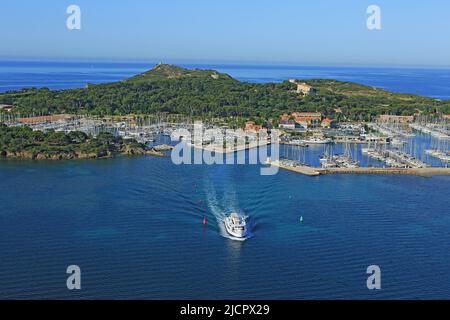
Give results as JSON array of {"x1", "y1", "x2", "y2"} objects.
[
  {"x1": 224, "y1": 213, "x2": 248, "y2": 239},
  {"x1": 391, "y1": 138, "x2": 407, "y2": 146},
  {"x1": 426, "y1": 149, "x2": 450, "y2": 163},
  {"x1": 361, "y1": 147, "x2": 372, "y2": 155},
  {"x1": 320, "y1": 159, "x2": 338, "y2": 168},
  {"x1": 301, "y1": 137, "x2": 332, "y2": 145},
  {"x1": 288, "y1": 139, "x2": 308, "y2": 147}
]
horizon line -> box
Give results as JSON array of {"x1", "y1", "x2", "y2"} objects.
[{"x1": 1, "y1": 56, "x2": 450, "y2": 70}]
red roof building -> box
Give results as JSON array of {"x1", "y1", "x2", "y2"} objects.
[
  {"x1": 321, "y1": 118, "x2": 334, "y2": 128},
  {"x1": 245, "y1": 121, "x2": 263, "y2": 132}
]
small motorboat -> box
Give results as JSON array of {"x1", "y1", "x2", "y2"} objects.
[{"x1": 224, "y1": 213, "x2": 248, "y2": 239}]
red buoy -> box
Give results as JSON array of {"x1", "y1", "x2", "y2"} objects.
[{"x1": 203, "y1": 217, "x2": 207, "y2": 225}]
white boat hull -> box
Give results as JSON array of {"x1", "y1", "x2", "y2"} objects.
[
  {"x1": 224, "y1": 216, "x2": 248, "y2": 239},
  {"x1": 301, "y1": 139, "x2": 332, "y2": 145}
]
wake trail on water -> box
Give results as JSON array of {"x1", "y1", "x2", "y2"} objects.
[{"x1": 204, "y1": 178, "x2": 253, "y2": 241}]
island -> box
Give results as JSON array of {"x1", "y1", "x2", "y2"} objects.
[
  {"x1": 0, "y1": 64, "x2": 449, "y2": 162},
  {"x1": 0, "y1": 64, "x2": 449, "y2": 125}
]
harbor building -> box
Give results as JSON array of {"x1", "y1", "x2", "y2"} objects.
[
  {"x1": 292, "y1": 112, "x2": 322, "y2": 128},
  {"x1": 245, "y1": 121, "x2": 263, "y2": 133},
  {"x1": 279, "y1": 112, "x2": 323, "y2": 129},
  {"x1": 321, "y1": 118, "x2": 335, "y2": 128},
  {"x1": 278, "y1": 119, "x2": 296, "y2": 130},
  {"x1": 278, "y1": 119, "x2": 306, "y2": 131}
]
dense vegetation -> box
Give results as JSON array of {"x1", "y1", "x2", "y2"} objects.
[
  {"x1": 0, "y1": 125, "x2": 145, "y2": 159},
  {"x1": 1, "y1": 64, "x2": 449, "y2": 123}
]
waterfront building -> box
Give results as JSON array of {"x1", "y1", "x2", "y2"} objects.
[
  {"x1": 278, "y1": 119, "x2": 306, "y2": 131},
  {"x1": 321, "y1": 118, "x2": 335, "y2": 128},
  {"x1": 293, "y1": 112, "x2": 323, "y2": 128},
  {"x1": 278, "y1": 112, "x2": 323, "y2": 129},
  {"x1": 245, "y1": 121, "x2": 263, "y2": 133},
  {"x1": 278, "y1": 120, "x2": 296, "y2": 130}
]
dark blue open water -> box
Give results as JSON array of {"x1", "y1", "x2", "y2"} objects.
[
  {"x1": 0, "y1": 61, "x2": 449, "y2": 299},
  {"x1": 1, "y1": 60, "x2": 450, "y2": 100}
]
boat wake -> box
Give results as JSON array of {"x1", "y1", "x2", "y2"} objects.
[{"x1": 205, "y1": 180, "x2": 253, "y2": 241}]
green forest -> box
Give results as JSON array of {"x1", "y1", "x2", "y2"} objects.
[
  {"x1": 0, "y1": 125, "x2": 145, "y2": 159},
  {"x1": 1, "y1": 64, "x2": 449, "y2": 123}
]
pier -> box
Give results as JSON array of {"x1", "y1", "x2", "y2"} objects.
[
  {"x1": 317, "y1": 167, "x2": 450, "y2": 177},
  {"x1": 268, "y1": 160, "x2": 450, "y2": 177},
  {"x1": 267, "y1": 160, "x2": 321, "y2": 176}
]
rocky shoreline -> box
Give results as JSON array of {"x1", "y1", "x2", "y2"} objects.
[
  {"x1": 0, "y1": 125, "x2": 175, "y2": 161},
  {"x1": 0, "y1": 145, "x2": 171, "y2": 160}
]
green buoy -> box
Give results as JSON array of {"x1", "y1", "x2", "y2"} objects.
[{"x1": 300, "y1": 216, "x2": 304, "y2": 223}]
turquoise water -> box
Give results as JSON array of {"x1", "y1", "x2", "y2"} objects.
[{"x1": 1, "y1": 62, "x2": 450, "y2": 299}]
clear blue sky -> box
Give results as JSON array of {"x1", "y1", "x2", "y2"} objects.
[{"x1": 1, "y1": 0, "x2": 449, "y2": 66}]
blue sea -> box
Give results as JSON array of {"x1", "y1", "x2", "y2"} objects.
[
  {"x1": 0, "y1": 61, "x2": 450, "y2": 299},
  {"x1": 1, "y1": 60, "x2": 450, "y2": 100}
]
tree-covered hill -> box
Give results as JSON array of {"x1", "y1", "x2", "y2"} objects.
[
  {"x1": 0, "y1": 125, "x2": 148, "y2": 160},
  {"x1": 1, "y1": 64, "x2": 449, "y2": 121}
]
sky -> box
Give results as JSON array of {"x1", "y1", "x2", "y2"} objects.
[{"x1": 0, "y1": 0, "x2": 449, "y2": 67}]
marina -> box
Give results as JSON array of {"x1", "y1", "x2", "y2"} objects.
[
  {"x1": 368, "y1": 122, "x2": 415, "y2": 138},
  {"x1": 2, "y1": 111, "x2": 450, "y2": 170},
  {"x1": 361, "y1": 145, "x2": 430, "y2": 168},
  {"x1": 410, "y1": 122, "x2": 450, "y2": 140},
  {"x1": 277, "y1": 115, "x2": 449, "y2": 171},
  {"x1": 319, "y1": 143, "x2": 360, "y2": 168},
  {"x1": 426, "y1": 149, "x2": 450, "y2": 163},
  {"x1": 276, "y1": 120, "x2": 449, "y2": 173}
]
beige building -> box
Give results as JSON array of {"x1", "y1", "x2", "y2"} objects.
[
  {"x1": 289, "y1": 80, "x2": 316, "y2": 96},
  {"x1": 0, "y1": 104, "x2": 13, "y2": 112}
]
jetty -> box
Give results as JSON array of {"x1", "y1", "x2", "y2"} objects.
[
  {"x1": 267, "y1": 160, "x2": 450, "y2": 177},
  {"x1": 317, "y1": 167, "x2": 450, "y2": 177},
  {"x1": 267, "y1": 160, "x2": 321, "y2": 176}
]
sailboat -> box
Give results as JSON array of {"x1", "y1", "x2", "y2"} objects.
[
  {"x1": 334, "y1": 142, "x2": 360, "y2": 168},
  {"x1": 320, "y1": 144, "x2": 338, "y2": 168}
]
